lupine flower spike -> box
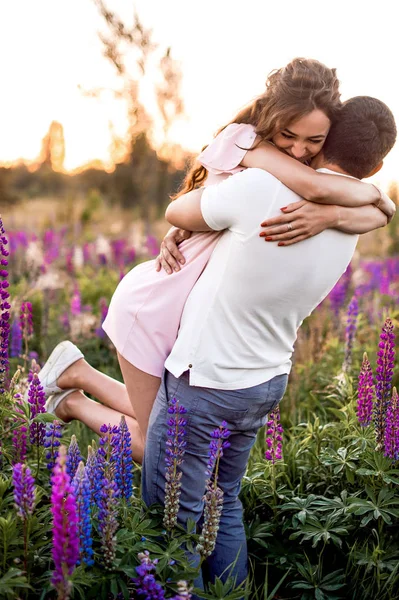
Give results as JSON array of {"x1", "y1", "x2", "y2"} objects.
[
  {"x1": 384, "y1": 387, "x2": 399, "y2": 461},
  {"x1": 197, "y1": 421, "x2": 231, "y2": 559},
  {"x1": 343, "y1": 296, "x2": 359, "y2": 371},
  {"x1": 0, "y1": 215, "x2": 10, "y2": 394},
  {"x1": 20, "y1": 301, "x2": 34, "y2": 359},
  {"x1": 13, "y1": 463, "x2": 35, "y2": 519},
  {"x1": 12, "y1": 394, "x2": 28, "y2": 464},
  {"x1": 84, "y1": 445, "x2": 97, "y2": 502},
  {"x1": 357, "y1": 352, "x2": 375, "y2": 426},
  {"x1": 96, "y1": 424, "x2": 120, "y2": 569},
  {"x1": 132, "y1": 551, "x2": 166, "y2": 599},
  {"x1": 27, "y1": 372, "x2": 46, "y2": 447},
  {"x1": 12, "y1": 462, "x2": 36, "y2": 572},
  {"x1": 374, "y1": 318, "x2": 395, "y2": 449},
  {"x1": 72, "y1": 461, "x2": 94, "y2": 566},
  {"x1": 10, "y1": 319, "x2": 22, "y2": 358},
  {"x1": 66, "y1": 434, "x2": 83, "y2": 480},
  {"x1": 265, "y1": 407, "x2": 284, "y2": 463},
  {"x1": 50, "y1": 446, "x2": 80, "y2": 600},
  {"x1": 44, "y1": 421, "x2": 63, "y2": 470},
  {"x1": 115, "y1": 415, "x2": 134, "y2": 500},
  {"x1": 163, "y1": 398, "x2": 188, "y2": 530}
]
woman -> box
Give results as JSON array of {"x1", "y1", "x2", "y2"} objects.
[{"x1": 39, "y1": 58, "x2": 391, "y2": 463}]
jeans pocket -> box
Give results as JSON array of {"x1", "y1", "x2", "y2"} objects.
[{"x1": 185, "y1": 396, "x2": 248, "y2": 454}]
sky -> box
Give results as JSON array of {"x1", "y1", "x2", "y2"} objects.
[{"x1": 0, "y1": 0, "x2": 398, "y2": 187}]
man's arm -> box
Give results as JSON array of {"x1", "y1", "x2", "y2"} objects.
[
  {"x1": 334, "y1": 203, "x2": 392, "y2": 233},
  {"x1": 259, "y1": 199, "x2": 394, "y2": 246},
  {"x1": 165, "y1": 188, "x2": 212, "y2": 231}
]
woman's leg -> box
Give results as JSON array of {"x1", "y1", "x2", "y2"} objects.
[
  {"x1": 116, "y1": 353, "x2": 161, "y2": 442},
  {"x1": 56, "y1": 354, "x2": 161, "y2": 440},
  {"x1": 56, "y1": 390, "x2": 145, "y2": 463}
]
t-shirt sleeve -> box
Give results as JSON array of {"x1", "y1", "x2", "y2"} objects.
[
  {"x1": 197, "y1": 123, "x2": 257, "y2": 175},
  {"x1": 201, "y1": 168, "x2": 281, "y2": 231}
]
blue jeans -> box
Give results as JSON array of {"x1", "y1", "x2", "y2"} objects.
[{"x1": 141, "y1": 369, "x2": 288, "y2": 599}]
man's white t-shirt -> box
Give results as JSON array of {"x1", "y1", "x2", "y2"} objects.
[{"x1": 164, "y1": 168, "x2": 358, "y2": 390}]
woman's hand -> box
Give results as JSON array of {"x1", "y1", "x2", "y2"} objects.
[
  {"x1": 155, "y1": 227, "x2": 192, "y2": 274},
  {"x1": 259, "y1": 200, "x2": 338, "y2": 246}
]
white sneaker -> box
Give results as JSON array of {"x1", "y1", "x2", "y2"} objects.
[
  {"x1": 46, "y1": 388, "x2": 81, "y2": 417},
  {"x1": 38, "y1": 340, "x2": 84, "y2": 397}
]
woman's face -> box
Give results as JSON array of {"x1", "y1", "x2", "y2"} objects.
[{"x1": 272, "y1": 109, "x2": 331, "y2": 163}]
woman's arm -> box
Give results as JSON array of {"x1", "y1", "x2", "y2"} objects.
[
  {"x1": 259, "y1": 200, "x2": 392, "y2": 247},
  {"x1": 241, "y1": 141, "x2": 394, "y2": 219}
]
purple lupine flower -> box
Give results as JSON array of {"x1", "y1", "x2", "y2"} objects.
[
  {"x1": 357, "y1": 353, "x2": 374, "y2": 427},
  {"x1": 384, "y1": 387, "x2": 399, "y2": 461},
  {"x1": 12, "y1": 463, "x2": 35, "y2": 519},
  {"x1": 132, "y1": 551, "x2": 166, "y2": 599},
  {"x1": 265, "y1": 407, "x2": 284, "y2": 463},
  {"x1": 95, "y1": 297, "x2": 109, "y2": 339},
  {"x1": 96, "y1": 424, "x2": 120, "y2": 569},
  {"x1": 0, "y1": 216, "x2": 10, "y2": 394},
  {"x1": 72, "y1": 461, "x2": 94, "y2": 567},
  {"x1": 27, "y1": 359, "x2": 40, "y2": 383},
  {"x1": 60, "y1": 310, "x2": 70, "y2": 333},
  {"x1": 12, "y1": 395, "x2": 28, "y2": 464},
  {"x1": 27, "y1": 373, "x2": 46, "y2": 446},
  {"x1": 114, "y1": 415, "x2": 133, "y2": 500},
  {"x1": 10, "y1": 318, "x2": 22, "y2": 358},
  {"x1": 94, "y1": 423, "x2": 120, "y2": 504},
  {"x1": 50, "y1": 446, "x2": 80, "y2": 599},
  {"x1": 205, "y1": 421, "x2": 231, "y2": 476},
  {"x1": 163, "y1": 398, "x2": 188, "y2": 530},
  {"x1": 84, "y1": 445, "x2": 97, "y2": 502},
  {"x1": 375, "y1": 318, "x2": 395, "y2": 449},
  {"x1": 125, "y1": 247, "x2": 136, "y2": 266},
  {"x1": 97, "y1": 475, "x2": 119, "y2": 569},
  {"x1": 70, "y1": 285, "x2": 81, "y2": 316},
  {"x1": 65, "y1": 249, "x2": 74, "y2": 274},
  {"x1": 343, "y1": 296, "x2": 359, "y2": 371},
  {"x1": 197, "y1": 422, "x2": 231, "y2": 559},
  {"x1": 66, "y1": 434, "x2": 83, "y2": 480},
  {"x1": 329, "y1": 264, "x2": 352, "y2": 317},
  {"x1": 82, "y1": 242, "x2": 91, "y2": 264},
  {"x1": 20, "y1": 302, "x2": 34, "y2": 339},
  {"x1": 146, "y1": 234, "x2": 160, "y2": 257},
  {"x1": 44, "y1": 421, "x2": 63, "y2": 470},
  {"x1": 98, "y1": 253, "x2": 107, "y2": 266},
  {"x1": 111, "y1": 239, "x2": 126, "y2": 266}
]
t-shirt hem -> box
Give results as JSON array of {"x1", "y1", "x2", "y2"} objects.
[{"x1": 164, "y1": 359, "x2": 291, "y2": 390}]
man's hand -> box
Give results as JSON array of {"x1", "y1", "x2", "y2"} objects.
[
  {"x1": 155, "y1": 227, "x2": 192, "y2": 274},
  {"x1": 259, "y1": 200, "x2": 337, "y2": 246}
]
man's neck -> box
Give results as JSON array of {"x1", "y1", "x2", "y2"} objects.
[
  {"x1": 318, "y1": 162, "x2": 351, "y2": 176},
  {"x1": 311, "y1": 155, "x2": 351, "y2": 177}
]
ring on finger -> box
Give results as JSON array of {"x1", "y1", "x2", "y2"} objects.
[{"x1": 286, "y1": 223, "x2": 293, "y2": 232}]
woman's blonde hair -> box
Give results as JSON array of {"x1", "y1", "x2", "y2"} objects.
[{"x1": 174, "y1": 58, "x2": 341, "y2": 198}]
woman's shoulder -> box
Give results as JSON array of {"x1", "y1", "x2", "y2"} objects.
[{"x1": 197, "y1": 123, "x2": 257, "y2": 175}]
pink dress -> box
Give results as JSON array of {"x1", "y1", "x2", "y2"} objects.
[{"x1": 102, "y1": 123, "x2": 257, "y2": 376}]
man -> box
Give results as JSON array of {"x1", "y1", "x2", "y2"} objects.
[{"x1": 141, "y1": 96, "x2": 397, "y2": 597}]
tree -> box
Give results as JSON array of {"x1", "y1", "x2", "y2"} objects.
[
  {"x1": 37, "y1": 121, "x2": 66, "y2": 171},
  {"x1": 91, "y1": 1, "x2": 185, "y2": 225}
]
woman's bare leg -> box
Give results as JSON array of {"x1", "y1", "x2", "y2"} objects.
[
  {"x1": 116, "y1": 353, "x2": 161, "y2": 441},
  {"x1": 55, "y1": 390, "x2": 145, "y2": 463},
  {"x1": 56, "y1": 355, "x2": 161, "y2": 439}
]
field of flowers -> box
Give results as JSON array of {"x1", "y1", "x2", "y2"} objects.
[{"x1": 1, "y1": 212, "x2": 399, "y2": 600}]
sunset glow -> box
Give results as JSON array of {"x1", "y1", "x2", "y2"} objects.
[{"x1": 1, "y1": 0, "x2": 398, "y2": 187}]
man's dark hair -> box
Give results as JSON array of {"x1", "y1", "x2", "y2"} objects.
[{"x1": 322, "y1": 96, "x2": 397, "y2": 179}]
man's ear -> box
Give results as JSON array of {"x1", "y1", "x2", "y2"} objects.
[{"x1": 364, "y1": 161, "x2": 383, "y2": 178}]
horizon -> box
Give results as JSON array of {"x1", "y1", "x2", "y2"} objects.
[{"x1": 1, "y1": 0, "x2": 398, "y2": 188}]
